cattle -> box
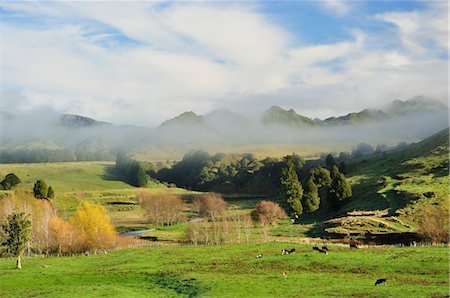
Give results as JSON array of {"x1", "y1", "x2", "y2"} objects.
[
  {"x1": 256, "y1": 254, "x2": 262, "y2": 259},
  {"x1": 312, "y1": 246, "x2": 320, "y2": 251},
  {"x1": 318, "y1": 249, "x2": 328, "y2": 255},
  {"x1": 282, "y1": 248, "x2": 295, "y2": 255},
  {"x1": 375, "y1": 278, "x2": 387, "y2": 286},
  {"x1": 350, "y1": 243, "x2": 358, "y2": 249},
  {"x1": 322, "y1": 246, "x2": 329, "y2": 251},
  {"x1": 282, "y1": 272, "x2": 288, "y2": 278}
]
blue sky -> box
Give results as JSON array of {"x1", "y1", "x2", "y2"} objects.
[{"x1": 0, "y1": 1, "x2": 448, "y2": 126}]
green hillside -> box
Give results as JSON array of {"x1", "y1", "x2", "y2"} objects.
[
  {"x1": 303, "y1": 128, "x2": 449, "y2": 239},
  {"x1": 262, "y1": 106, "x2": 315, "y2": 127}
]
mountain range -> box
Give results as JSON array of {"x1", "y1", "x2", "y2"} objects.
[{"x1": 0, "y1": 96, "x2": 448, "y2": 159}]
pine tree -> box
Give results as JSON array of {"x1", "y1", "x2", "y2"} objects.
[
  {"x1": 1, "y1": 212, "x2": 32, "y2": 269},
  {"x1": 302, "y1": 177, "x2": 320, "y2": 213},
  {"x1": 33, "y1": 179, "x2": 48, "y2": 199},
  {"x1": 280, "y1": 155, "x2": 303, "y2": 215},
  {"x1": 330, "y1": 165, "x2": 340, "y2": 179},
  {"x1": 310, "y1": 167, "x2": 331, "y2": 188},
  {"x1": 328, "y1": 173, "x2": 352, "y2": 208}
]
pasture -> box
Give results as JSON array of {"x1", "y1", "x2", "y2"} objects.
[{"x1": 0, "y1": 243, "x2": 448, "y2": 297}]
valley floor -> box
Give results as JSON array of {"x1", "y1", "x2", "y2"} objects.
[{"x1": 0, "y1": 243, "x2": 448, "y2": 297}]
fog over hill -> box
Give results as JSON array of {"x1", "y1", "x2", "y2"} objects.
[{"x1": 0, "y1": 96, "x2": 448, "y2": 159}]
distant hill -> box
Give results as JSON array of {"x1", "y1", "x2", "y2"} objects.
[
  {"x1": 59, "y1": 114, "x2": 110, "y2": 129},
  {"x1": 262, "y1": 106, "x2": 315, "y2": 127}
]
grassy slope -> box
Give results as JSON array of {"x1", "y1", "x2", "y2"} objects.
[
  {"x1": 347, "y1": 128, "x2": 448, "y2": 215},
  {"x1": 0, "y1": 162, "x2": 200, "y2": 232},
  {"x1": 322, "y1": 128, "x2": 449, "y2": 236},
  {"x1": 0, "y1": 243, "x2": 447, "y2": 297}
]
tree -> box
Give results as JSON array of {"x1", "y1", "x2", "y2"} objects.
[
  {"x1": 1, "y1": 173, "x2": 21, "y2": 190},
  {"x1": 33, "y1": 179, "x2": 48, "y2": 199},
  {"x1": 338, "y1": 161, "x2": 348, "y2": 174},
  {"x1": 251, "y1": 200, "x2": 286, "y2": 241},
  {"x1": 1, "y1": 212, "x2": 32, "y2": 269},
  {"x1": 309, "y1": 167, "x2": 331, "y2": 188},
  {"x1": 325, "y1": 154, "x2": 335, "y2": 168},
  {"x1": 195, "y1": 193, "x2": 228, "y2": 219},
  {"x1": 138, "y1": 189, "x2": 186, "y2": 227},
  {"x1": 302, "y1": 177, "x2": 320, "y2": 213},
  {"x1": 47, "y1": 186, "x2": 55, "y2": 199},
  {"x1": 70, "y1": 201, "x2": 116, "y2": 250},
  {"x1": 416, "y1": 205, "x2": 449, "y2": 243},
  {"x1": 129, "y1": 161, "x2": 148, "y2": 187},
  {"x1": 330, "y1": 165, "x2": 340, "y2": 179},
  {"x1": 280, "y1": 155, "x2": 303, "y2": 215},
  {"x1": 327, "y1": 173, "x2": 352, "y2": 208}
]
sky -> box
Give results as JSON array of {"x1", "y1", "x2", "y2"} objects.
[{"x1": 0, "y1": 1, "x2": 448, "y2": 127}]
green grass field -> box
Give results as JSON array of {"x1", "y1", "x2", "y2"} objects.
[{"x1": 0, "y1": 243, "x2": 447, "y2": 297}]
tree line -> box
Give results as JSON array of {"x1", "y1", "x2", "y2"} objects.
[{"x1": 0, "y1": 149, "x2": 115, "y2": 163}]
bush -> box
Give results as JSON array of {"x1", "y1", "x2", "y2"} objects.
[{"x1": 49, "y1": 217, "x2": 84, "y2": 255}]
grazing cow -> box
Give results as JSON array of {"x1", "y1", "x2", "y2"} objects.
[
  {"x1": 375, "y1": 278, "x2": 387, "y2": 286},
  {"x1": 350, "y1": 243, "x2": 358, "y2": 249},
  {"x1": 281, "y1": 249, "x2": 289, "y2": 255},
  {"x1": 256, "y1": 254, "x2": 262, "y2": 259},
  {"x1": 312, "y1": 246, "x2": 320, "y2": 251},
  {"x1": 318, "y1": 249, "x2": 328, "y2": 255},
  {"x1": 322, "y1": 246, "x2": 329, "y2": 251},
  {"x1": 288, "y1": 248, "x2": 296, "y2": 254}
]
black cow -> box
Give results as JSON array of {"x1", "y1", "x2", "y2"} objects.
[
  {"x1": 312, "y1": 246, "x2": 320, "y2": 251},
  {"x1": 322, "y1": 246, "x2": 329, "y2": 251},
  {"x1": 350, "y1": 243, "x2": 358, "y2": 249},
  {"x1": 375, "y1": 278, "x2": 387, "y2": 286},
  {"x1": 288, "y1": 248, "x2": 296, "y2": 254},
  {"x1": 318, "y1": 249, "x2": 328, "y2": 254}
]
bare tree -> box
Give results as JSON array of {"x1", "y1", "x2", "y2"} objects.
[
  {"x1": 195, "y1": 193, "x2": 228, "y2": 219},
  {"x1": 251, "y1": 201, "x2": 286, "y2": 242},
  {"x1": 137, "y1": 189, "x2": 186, "y2": 227}
]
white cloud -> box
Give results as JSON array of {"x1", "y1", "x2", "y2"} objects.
[
  {"x1": 320, "y1": 0, "x2": 351, "y2": 16},
  {"x1": 0, "y1": 1, "x2": 448, "y2": 126}
]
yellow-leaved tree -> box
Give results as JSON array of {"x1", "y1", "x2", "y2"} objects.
[{"x1": 70, "y1": 201, "x2": 116, "y2": 251}]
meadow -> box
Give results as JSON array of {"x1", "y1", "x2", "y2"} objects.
[{"x1": 0, "y1": 243, "x2": 448, "y2": 297}]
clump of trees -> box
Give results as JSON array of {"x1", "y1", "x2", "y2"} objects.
[
  {"x1": 137, "y1": 189, "x2": 186, "y2": 227},
  {"x1": 302, "y1": 177, "x2": 320, "y2": 213},
  {"x1": 0, "y1": 190, "x2": 122, "y2": 260},
  {"x1": 33, "y1": 179, "x2": 55, "y2": 199},
  {"x1": 0, "y1": 173, "x2": 21, "y2": 190},
  {"x1": 115, "y1": 153, "x2": 148, "y2": 187},
  {"x1": 1, "y1": 212, "x2": 32, "y2": 269},
  {"x1": 251, "y1": 200, "x2": 286, "y2": 241}
]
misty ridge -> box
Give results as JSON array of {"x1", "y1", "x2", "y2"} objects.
[{"x1": 0, "y1": 95, "x2": 448, "y2": 160}]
